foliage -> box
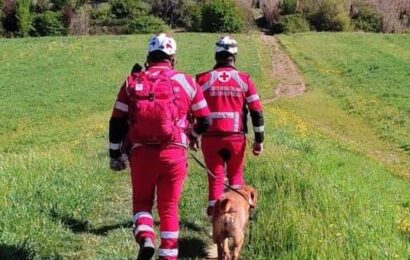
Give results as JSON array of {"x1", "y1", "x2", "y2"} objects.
[
  {"x1": 351, "y1": 2, "x2": 382, "y2": 32},
  {"x1": 280, "y1": 0, "x2": 298, "y2": 15},
  {"x1": 110, "y1": 0, "x2": 148, "y2": 19},
  {"x1": 90, "y1": 2, "x2": 112, "y2": 23},
  {"x1": 182, "y1": 2, "x2": 202, "y2": 31},
  {"x1": 273, "y1": 14, "x2": 310, "y2": 33},
  {"x1": 1, "y1": 0, "x2": 18, "y2": 34},
  {"x1": 50, "y1": 0, "x2": 88, "y2": 10},
  {"x1": 33, "y1": 0, "x2": 51, "y2": 12},
  {"x1": 16, "y1": 0, "x2": 31, "y2": 36},
  {"x1": 305, "y1": 0, "x2": 351, "y2": 31},
  {"x1": 201, "y1": 0, "x2": 246, "y2": 32},
  {"x1": 30, "y1": 10, "x2": 66, "y2": 36},
  {"x1": 127, "y1": 15, "x2": 168, "y2": 34},
  {"x1": 149, "y1": 0, "x2": 184, "y2": 28}
]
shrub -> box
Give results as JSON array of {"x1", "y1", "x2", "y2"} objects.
[
  {"x1": 33, "y1": 0, "x2": 51, "y2": 12},
  {"x1": 90, "y1": 3, "x2": 112, "y2": 24},
  {"x1": 149, "y1": 0, "x2": 183, "y2": 28},
  {"x1": 16, "y1": 0, "x2": 31, "y2": 36},
  {"x1": 280, "y1": 0, "x2": 298, "y2": 15},
  {"x1": 305, "y1": 0, "x2": 351, "y2": 31},
  {"x1": 351, "y1": 3, "x2": 382, "y2": 32},
  {"x1": 201, "y1": 0, "x2": 246, "y2": 32},
  {"x1": 31, "y1": 11, "x2": 66, "y2": 36},
  {"x1": 1, "y1": 0, "x2": 18, "y2": 34},
  {"x1": 183, "y1": 2, "x2": 202, "y2": 31},
  {"x1": 274, "y1": 14, "x2": 310, "y2": 33},
  {"x1": 127, "y1": 15, "x2": 168, "y2": 34},
  {"x1": 110, "y1": 0, "x2": 148, "y2": 19}
]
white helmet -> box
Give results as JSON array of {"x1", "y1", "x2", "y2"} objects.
[
  {"x1": 215, "y1": 36, "x2": 238, "y2": 55},
  {"x1": 147, "y1": 33, "x2": 177, "y2": 56}
]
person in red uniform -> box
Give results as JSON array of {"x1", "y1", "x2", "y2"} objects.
[
  {"x1": 109, "y1": 33, "x2": 211, "y2": 260},
  {"x1": 196, "y1": 36, "x2": 264, "y2": 218}
]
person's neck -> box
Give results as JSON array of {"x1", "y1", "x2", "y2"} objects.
[
  {"x1": 148, "y1": 60, "x2": 173, "y2": 69},
  {"x1": 214, "y1": 62, "x2": 236, "y2": 70}
]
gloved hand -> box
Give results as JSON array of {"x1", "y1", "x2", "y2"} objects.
[
  {"x1": 189, "y1": 137, "x2": 200, "y2": 152},
  {"x1": 252, "y1": 142, "x2": 263, "y2": 156},
  {"x1": 110, "y1": 157, "x2": 127, "y2": 171}
]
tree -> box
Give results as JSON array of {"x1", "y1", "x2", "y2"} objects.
[{"x1": 16, "y1": 0, "x2": 31, "y2": 36}]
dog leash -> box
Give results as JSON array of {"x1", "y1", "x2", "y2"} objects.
[{"x1": 190, "y1": 152, "x2": 251, "y2": 205}]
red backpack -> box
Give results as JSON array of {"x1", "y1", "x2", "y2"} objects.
[{"x1": 126, "y1": 70, "x2": 180, "y2": 144}]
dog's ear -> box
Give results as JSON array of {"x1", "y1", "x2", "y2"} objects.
[{"x1": 248, "y1": 187, "x2": 257, "y2": 208}]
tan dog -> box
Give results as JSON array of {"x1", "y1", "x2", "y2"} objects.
[{"x1": 212, "y1": 185, "x2": 257, "y2": 260}]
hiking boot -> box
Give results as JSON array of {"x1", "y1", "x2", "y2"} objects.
[{"x1": 137, "y1": 238, "x2": 155, "y2": 260}]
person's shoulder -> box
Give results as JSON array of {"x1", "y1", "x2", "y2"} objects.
[
  {"x1": 172, "y1": 70, "x2": 195, "y2": 80},
  {"x1": 169, "y1": 70, "x2": 197, "y2": 87},
  {"x1": 236, "y1": 70, "x2": 250, "y2": 78},
  {"x1": 196, "y1": 70, "x2": 213, "y2": 82}
]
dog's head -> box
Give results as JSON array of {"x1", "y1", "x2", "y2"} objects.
[{"x1": 241, "y1": 185, "x2": 258, "y2": 209}]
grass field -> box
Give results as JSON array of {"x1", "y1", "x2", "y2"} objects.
[{"x1": 0, "y1": 33, "x2": 409, "y2": 259}]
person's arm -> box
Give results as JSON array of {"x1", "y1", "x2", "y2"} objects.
[
  {"x1": 188, "y1": 80, "x2": 211, "y2": 150},
  {"x1": 245, "y1": 76, "x2": 264, "y2": 156},
  {"x1": 108, "y1": 81, "x2": 130, "y2": 170}
]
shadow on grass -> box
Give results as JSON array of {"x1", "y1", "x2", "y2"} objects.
[
  {"x1": 178, "y1": 237, "x2": 207, "y2": 259},
  {"x1": 180, "y1": 220, "x2": 202, "y2": 232},
  {"x1": 0, "y1": 243, "x2": 34, "y2": 260},
  {"x1": 50, "y1": 209, "x2": 132, "y2": 236}
]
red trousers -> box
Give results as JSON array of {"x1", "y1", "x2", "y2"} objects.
[
  {"x1": 130, "y1": 146, "x2": 187, "y2": 260},
  {"x1": 201, "y1": 135, "x2": 246, "y2": 208}
]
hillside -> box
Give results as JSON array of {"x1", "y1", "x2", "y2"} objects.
[{"x1": 0, "y1": 33, "x2": 409, "y2": 259}]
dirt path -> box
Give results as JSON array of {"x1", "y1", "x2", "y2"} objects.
[{"x1": 261, "y1": 34, "x2": 306, "y2": 102}]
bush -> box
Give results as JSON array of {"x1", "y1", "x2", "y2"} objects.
[
  {"x1": 127, "y1": 15, "x2": 168, "y2": 34},
  {"x1": 280, "y1": 0, "x2": 298, "y2": 15},
  {"x1": 183, "y1": 2, "x2": 202, "y2": 31},
  {"x1": 16, "y1": 0, "x2": 31, "y2": 36},
  {"x1": 1, "y1": 0, "x2": 18, "y2": 34},
  {"x1": 33, "y1": 0, "x2": 51, "y2": 12},
  {"x1": 274, "y1": 14, "x2": 310, "y2": 34},
  {"x1": 31, "y1": 11, "x2": 66, "y2": 36},
  {"x1": 149, "y1": 0, "x2": 183, "y2": 28},
  {"x1": 201, "y1": 0, "x2": 246, "y2": 32},
  {"x1": 90, "y1": 3, "x2": 112, "y2": 24},
  {"x1": 306, "y1": 0, "x2": 351, "y2": 31},
  {"x1": 351, "y1": 3, "x2": 382, "y2": 32},
  {"x1": 110, "y1": 0, "x2": 148, "y2": 19}
]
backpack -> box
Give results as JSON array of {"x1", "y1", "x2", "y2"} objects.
[{"x1": 126, "y1": 70, "x2": 180, "y2": 144}]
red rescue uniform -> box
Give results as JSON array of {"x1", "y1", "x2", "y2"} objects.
[
  {"x1": 110, "y1": 61, "x2": 210, "y2": 259},
  {"x1": 196, "y1": 65, "x2": 264, "y2": 211}
]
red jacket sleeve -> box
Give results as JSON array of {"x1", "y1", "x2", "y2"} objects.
[
  {"x1": 245, "y1": 75, "x2": 264, "y2": 143},
  {"x1": 188, "y1": 76, "x2": 211, "y2": 137},
  {"x1": 109, "y1": 81, "x2": 130, "y2": 158}
]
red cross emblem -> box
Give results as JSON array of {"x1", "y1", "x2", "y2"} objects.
[{"x1": 218, "y1": 71, "x2": 231, "y2": 82}]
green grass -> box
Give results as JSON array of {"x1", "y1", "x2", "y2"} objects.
[
  {"x1": 0, "y1": 32, "x2": 409, "y2": 259},
  {"x1": 278, "y1": 32, "x2": 410, "y2": 154}
]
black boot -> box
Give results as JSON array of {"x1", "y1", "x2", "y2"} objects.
[{"x1": 137, "y1": 238, "x2": 155, "y2": 260}]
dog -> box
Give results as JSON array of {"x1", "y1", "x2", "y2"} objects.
[{"x1": 212, "y1": 185, "x2": 257, "y2": 260}]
